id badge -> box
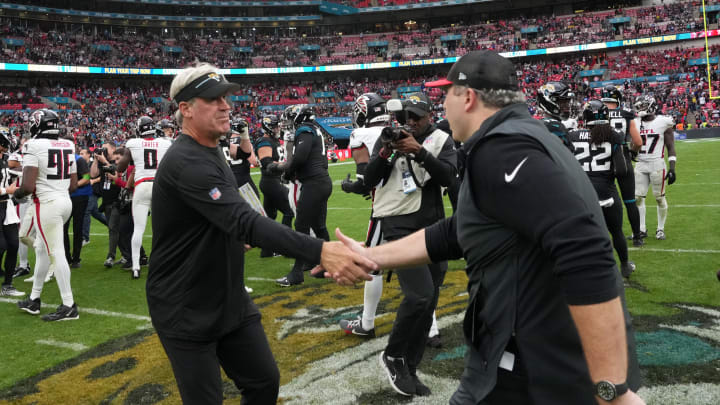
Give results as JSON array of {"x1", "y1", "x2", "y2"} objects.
[{"x1": 402, "y1": 170, "x2": 416, "y2": 194}]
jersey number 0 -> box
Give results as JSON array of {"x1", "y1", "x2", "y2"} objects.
[{"x1": 144, "y1": 149, "x2": 158, "y2": 169}]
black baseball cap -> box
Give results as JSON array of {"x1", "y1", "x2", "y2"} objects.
[
  {"x1": 173, "y1": 71, "x2": 242, "y2": 102},
  {"x1": 425, "y1": 50, "x2": 518, "y2": 91},
  {"x1": 403, "y1": 92, "x2": 432, "y2": 117}
]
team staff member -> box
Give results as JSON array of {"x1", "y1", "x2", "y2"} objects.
[
  {"x1": 320, "y1": 51, "x2": 643, "y2": 405},
  {"x1": 363, "y1": 92, "x2": 456, "y2": 397},
  {"x1": 150, "y1": 63, "x2": 376, "y2": 405},
  {"x1": 255, "y1": 115, "x2": 294, "y2": 258},
  {"x1": 275, "y1": 104, "x2": 333, "y2": 287},
  {"x1": 0, "y1": 128, "x2": 22, "y2": 297},
  {"x1": 63, "y1": 140, "x2": 91, "y2": 269}
]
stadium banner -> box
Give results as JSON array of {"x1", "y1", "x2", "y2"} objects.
[
  {"x1": 315, "y1": 117, "x2": 353, "y2": 140},
  {"x1": 319, "y1": 1, "x2": 358, "y2": 15},
  {"x1": 2, "y1": 29, "x2": 718, "y2": 76}
]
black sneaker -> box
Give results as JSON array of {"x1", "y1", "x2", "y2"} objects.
[
  {"x1": 17, "y1": 297, "x2": 41, "y2": 315},
  {"x1": 276, "y1": 275, "x2": 303, "y2": 287},
  {"x1": 339, "y1": 316, "x2": 376, "y2": 338},
  {"x1": 426, "y1": 334, "x2": 442, "y2": 348},
  {"x1": 122, "y1": 259, "x2": 132, "y2": 270},
  {"x1": 104, "y1": 257, "x2": 114, "y2": 268},
  {"x1": 13, "y1": 266, "x2": 30, "y2": 278},
  {"x1": 379, "y1": 351, "x2": 415, "y2": 396},
  {"x1": 140, "y1": 256, "x2": 148, "y2": 267},
  {"x1": 621, "y1": 261, "x2": 636, "y2": 278},
  {"x1": 42, "y1": 303, "x2": 79, "y2": 321},
  {"x1": 70, "y1": 261, "x2": 81, "y2": 269},
  {"x1": 412, "y1": 374, "x2": 431, "y2": 396},
  {"x1": 632, "y1": 236, "x2": 644, "y2": 247}
]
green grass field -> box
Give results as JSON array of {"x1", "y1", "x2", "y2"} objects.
[{"x1": 0, "y1": 138, "x2": 719, "y2": 404}]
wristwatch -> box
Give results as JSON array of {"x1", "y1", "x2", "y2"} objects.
[{"x1": 595, "y1": 380, "x2": 628, "y2": 401}]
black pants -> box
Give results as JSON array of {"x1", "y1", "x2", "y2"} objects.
[
  {"x1": 259, "y1": 176, "x2": 294, "y2": 228},
  {"x1": 386, "y1": 259, "x2": 447, "y2": 373},
  {"x1": 104, "y1": 203, "x2": 121, "y2": 260},
  {"x1": 0, "y1": 202, "x2": 19, "y2": 287},
  {"x1": 157, "y1": 314, "x2": 279, "y2": 405},
  {"x1": 616, "y1": 147, "x2": 640, "y2": 236},
  {"x1": 290, "y1": 176, "x2": 332, "y2": 274},
  {"x1": 603, "y1": 188, "x2": 628, "y2": 263},
  {"x1": 63, "y1": 195, "x2": 88, "y2": 264}
]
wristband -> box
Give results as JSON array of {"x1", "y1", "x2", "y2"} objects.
[
  {"x1": 0, "y1": 187, "x2": 5, "y2": 195},
  {"x1": 239, "y1": 132, "x2": 250, "y2": 140},
  {"x1": 668, "y1": 156, "x2": 676, "y2": 162}
]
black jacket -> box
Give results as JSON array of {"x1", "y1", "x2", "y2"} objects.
[{"x1": 425, "y1": 104, "x2": 640, "y2": 404}]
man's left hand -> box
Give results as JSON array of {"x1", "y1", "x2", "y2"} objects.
[{"x1": 392, "y1": 133, "x2": 422, "y2": 155}]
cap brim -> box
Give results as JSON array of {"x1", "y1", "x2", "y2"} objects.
[
  {"x1": 196, "y1": 82, "x2": 242, "y2": 99},
  {"x1": 425, "y1": 78, "x2": 453, "y2": 88}
]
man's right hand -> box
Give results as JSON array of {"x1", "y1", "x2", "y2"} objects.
[{"x1": 314, "y1": 229, "x2": 375, "y2": 286}]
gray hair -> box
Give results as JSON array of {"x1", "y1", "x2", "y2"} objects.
[
  {"x1": 452, "y1": 85, "x2": 526, "y2": 109},
  {"x1": 169, "y1": 62, "x2": 219, "y2": 125}
]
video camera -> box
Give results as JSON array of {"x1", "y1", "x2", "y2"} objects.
[{"x1": 379, "y1": 99, "x2": 412, "y2": 145}]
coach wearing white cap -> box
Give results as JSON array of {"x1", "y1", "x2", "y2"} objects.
[
  {"x1": 148, "y1": 62, "x2": 377, "y2": 404},
  {"x1": 322, "y1": 51, "x2": 644, "y2": 405}
]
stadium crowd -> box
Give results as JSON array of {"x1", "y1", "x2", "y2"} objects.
[{"x1": 0, "y1": 1, "x2": 709, "y2": 68}]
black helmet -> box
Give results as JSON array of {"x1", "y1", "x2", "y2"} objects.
[
  {"x1": 29, "y1": 108, "x2": 61, "y2": 139},
  {"x1": 280, "y1": 105, "x2": 295, "y2": 131},
  {"x1": 582, "y1": 99, "x2": 610, "y2": 126},
  {"x1": 261, "y1": 115, "x2": 280, "y2": 137},
  {"x1": 352, "y1": 93, "x2": 389, "y2": 128},
  {"x1": 536, "y1": 82, "x2": 572, "y2": 120},
  {"x1": 155, "y1": 119, "x2": 174, "y2": 137},
  {"x1": 231, "y1": 116, "x2": 248, "y2": 134},
  {"x1": 136, "y1": 116, "x2": 156, "y2": 138},
  {"x1": 633, "y1": 94, "x2": 657, "y2": 118},
  {"x1": 0, "y1": 126, "x2": 15, "y2": 152},
  {"x1": 601, "y1": 85, "x2": 623, "y2": 105},
  {"x1": 292, "y1": 104, "x2": 315, "y2": 129}
]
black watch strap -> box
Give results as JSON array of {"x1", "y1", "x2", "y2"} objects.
[{"x1": 595, "y1": 380, "x2": 628, "y2": 401}]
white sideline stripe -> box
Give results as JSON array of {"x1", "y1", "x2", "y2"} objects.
[
  {"x1": 0, "y1": 298, "x2": 151, "y2": 321},
  {"x1": 247, "y1": 277, "x2": 280, "y2": 282},
  {"x1": 36, "y1": 339, "x2": 88, "y2": 351},
  {"x1": 628, "y1": 247, "x2": 720, "y2": 254}
]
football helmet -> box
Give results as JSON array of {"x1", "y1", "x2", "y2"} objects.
[
  {"x1": 292, "y1": 104, "x2": 315, "y2": 129},
  {"x1": 231, "y1": 117, "x2": 248, "y2": 134},
  {"x1": 0, "y1": 126, "x2": 15, "y2": 152},
  {"x1": 601, "y1": 85, "x2": 623, "y2": 105},
  {"x1": 280, "y1": 105, "x2": 295, "y2": 130},
  {"x1": 29, "y1": 109, "x2": 61, "y2": 139},
  {"x1": 352, "y1": 93, "x2": 389, "y2": 128},
  {"x1": 136, "y1": 116, "x2": 156, "y2": 138},
  {"x1": 582, "y1": 99, "x2": 610, "y2": 126},
  {"x1": 261, "y1": 115, "x2": 280, "y2": 137},
  {"x1": 634, "y1": 94, "x2": 657, "y2": 118},
  {"x1": 537, "y1": 82, "x2": 572, "y2": 120},
  {"x1": 156, "y1": 119, "x2": 174, "y2": 137}
]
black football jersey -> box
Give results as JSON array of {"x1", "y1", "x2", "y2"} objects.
[
  {"x1": 568, "y1": 128, "x2": 625, "y2": 199},
  {"x1": 219, "y1": 137, "x2": 252, "y2": 186},
  {"x1": 608, "y1": 107, "x2": 635, "y2": 144}
]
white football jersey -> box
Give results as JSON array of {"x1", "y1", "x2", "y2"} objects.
[
  {"x1": 22, "y1": 138, "x2": 76, "y2": 202},
  {"x1": 635, "y1": 115, "x2": 674, "y2": 162},
  {"x1": 349, "y1": 126, "x2": 383, "y2": 152},
  {"x1": 126, "y1": 137, "x2": 172, "y2": 183}
]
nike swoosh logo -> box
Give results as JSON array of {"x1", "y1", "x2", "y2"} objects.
[{"x1": 504, "y1": 156, "x2": 528, "y2": 183}]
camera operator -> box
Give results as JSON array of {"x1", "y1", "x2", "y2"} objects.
[
  {"x1": 364, "y1": 92, "x2": 456, "y2": 396},
  {"x1": 90, "y1": 143, "x2": 123, "y2": 268}
]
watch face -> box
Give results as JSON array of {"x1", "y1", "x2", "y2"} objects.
[{"x1": 597, "y1": 381, "x2": 616, "y2": 401}]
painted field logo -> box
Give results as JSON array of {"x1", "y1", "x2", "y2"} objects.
[{"x1": 2, "y1": 272, "x2": 719, "y2": 404}]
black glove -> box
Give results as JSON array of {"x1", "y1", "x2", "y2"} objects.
[
  {"x1": 665, "y1": 169, "x2": 676, "y2": 185},
  {"x1": 341, "y1": 173, "x2": 353, "y2": 193}
]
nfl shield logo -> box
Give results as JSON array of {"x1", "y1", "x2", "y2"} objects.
[{"x1": 209, "y1": 187, "x2": 222, "y2": 200}]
